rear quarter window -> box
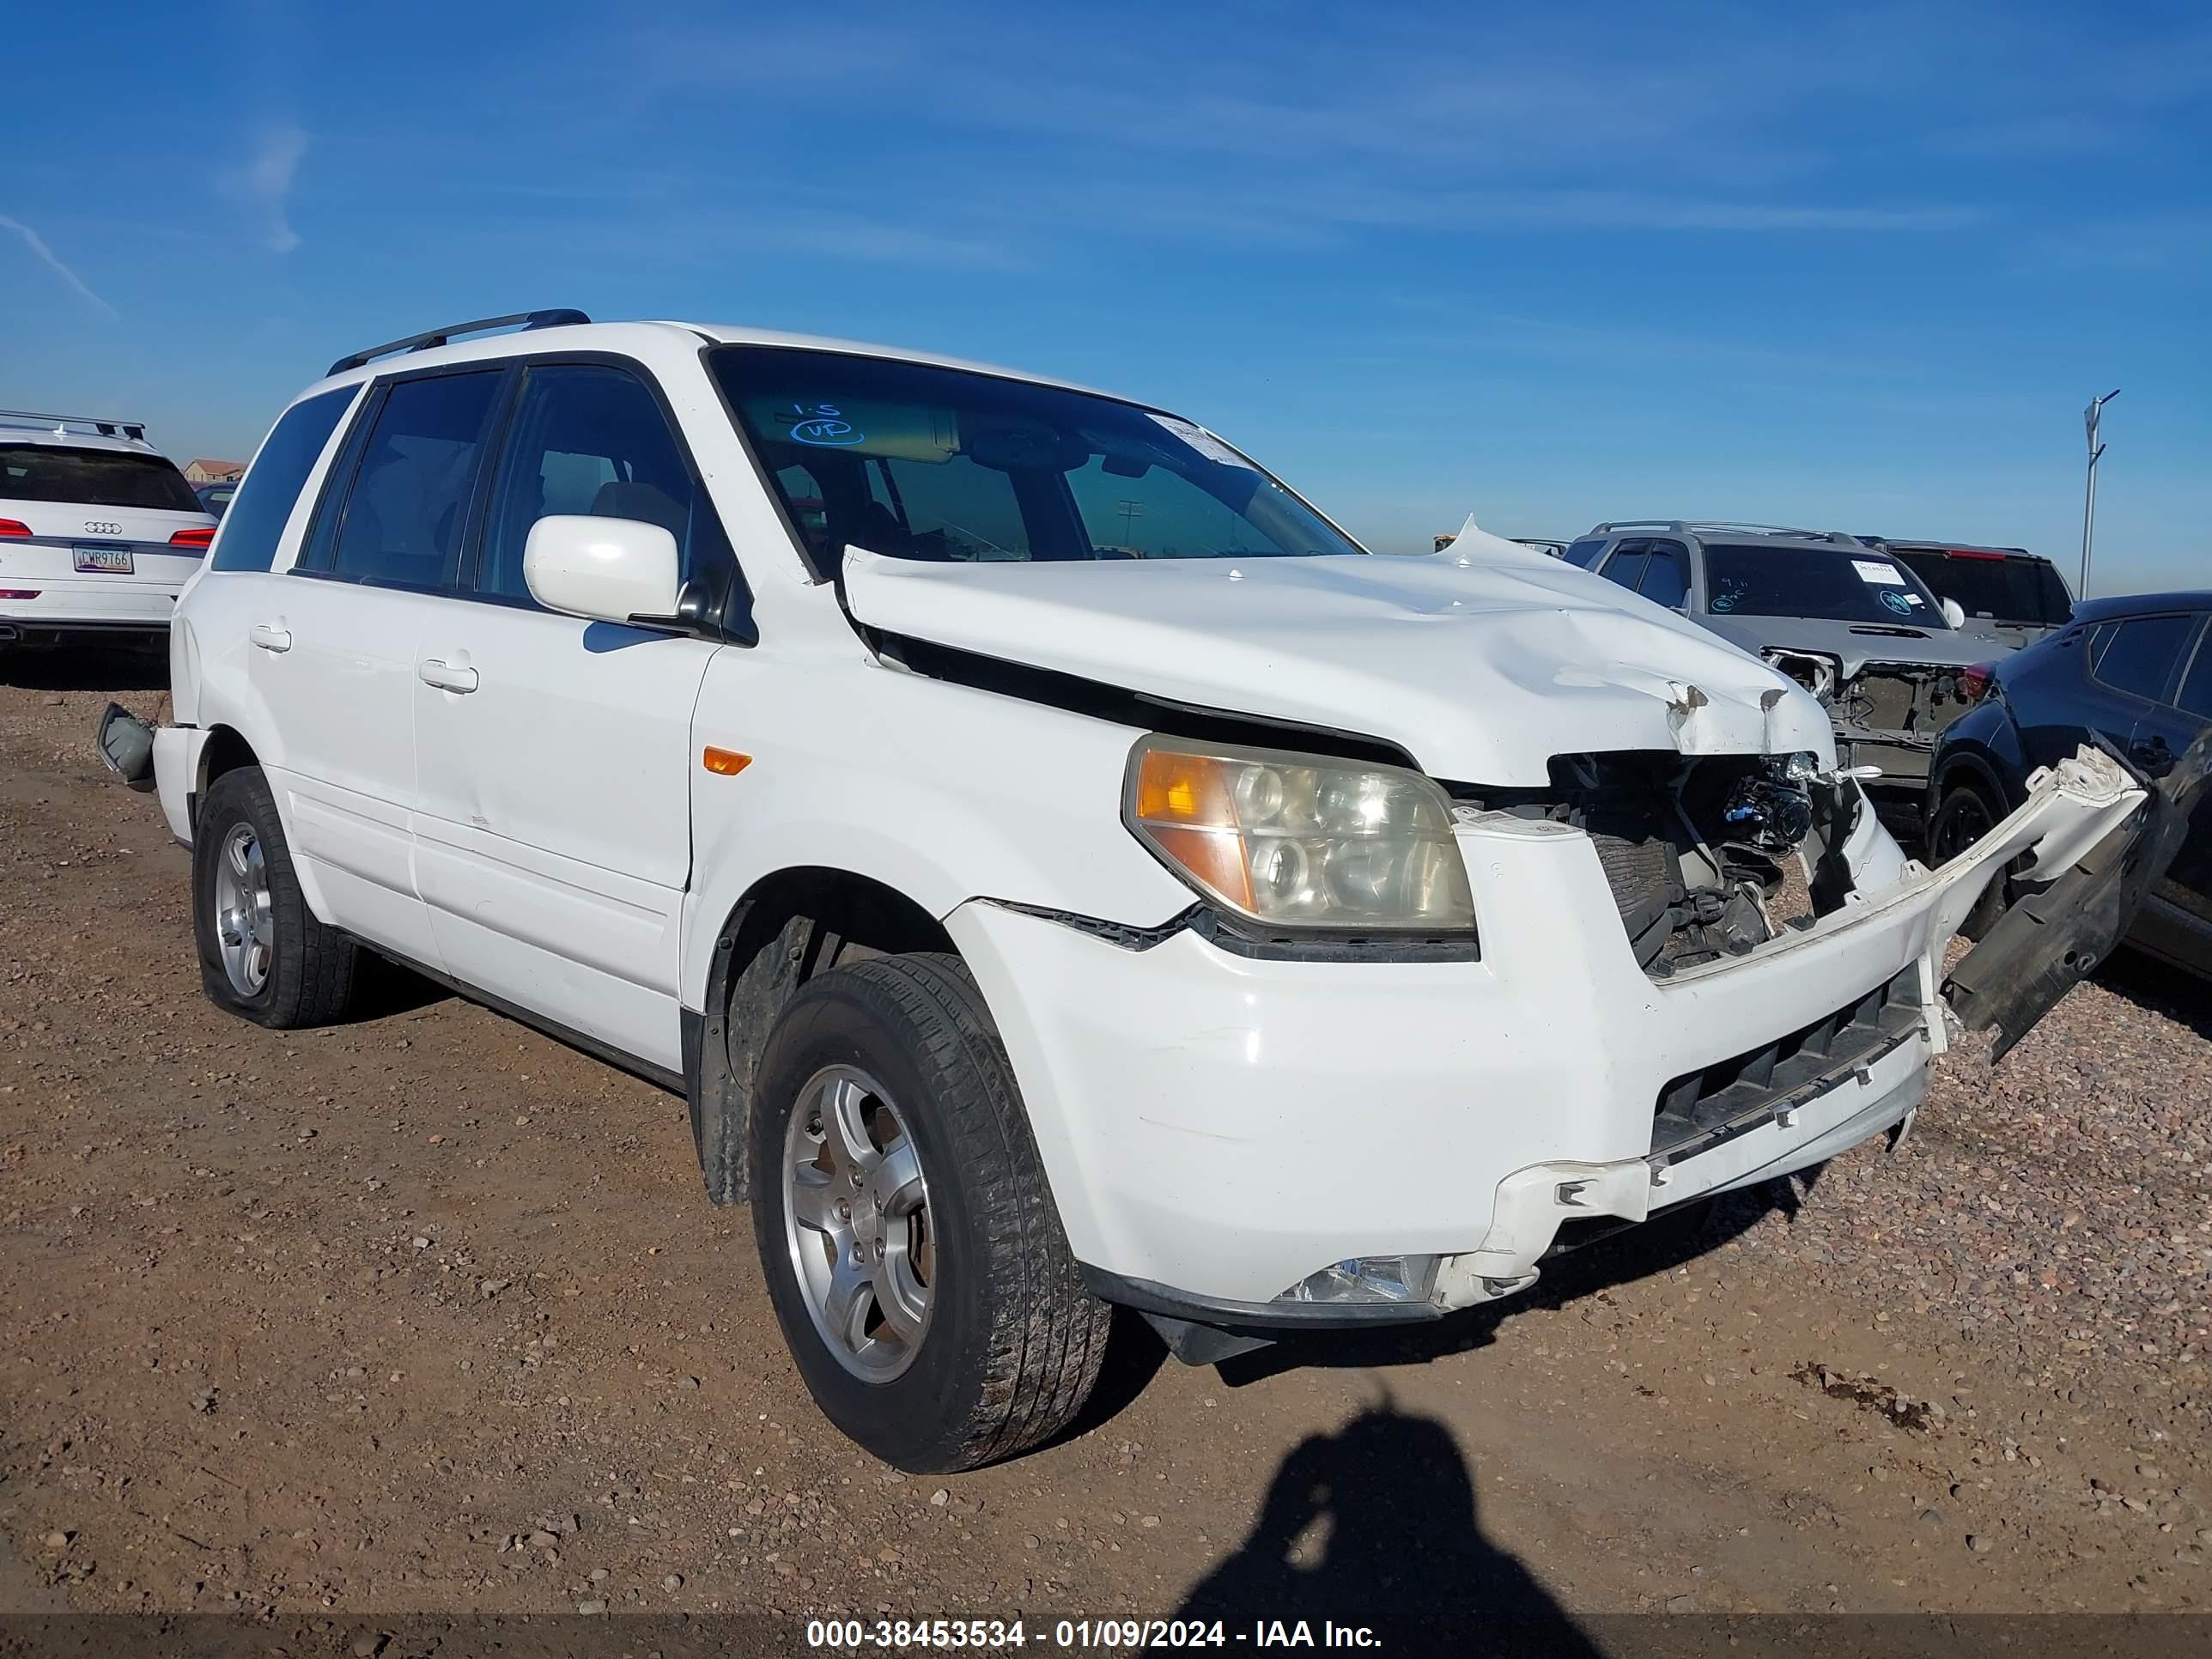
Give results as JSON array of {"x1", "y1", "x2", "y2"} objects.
[{"x1": 210, "y1": 387, "x2": 362, "y2": 573}]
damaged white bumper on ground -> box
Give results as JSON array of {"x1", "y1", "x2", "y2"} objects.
[{"x1": 951, "y1": 749, "x2": 2142, "y2": 1356}]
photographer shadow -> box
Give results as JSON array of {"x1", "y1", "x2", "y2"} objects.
[{"x1": 1175, "y1": 1401, "x2": 1607, "y2": 1656}]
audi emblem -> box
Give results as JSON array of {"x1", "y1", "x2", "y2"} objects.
[{"x1": 83, "y1": 520, "x2": 123, "y2": 536}]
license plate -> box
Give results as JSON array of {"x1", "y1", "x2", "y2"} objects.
[{"x1": 73, "y1": 544, "x2": 134, "y2": 574}]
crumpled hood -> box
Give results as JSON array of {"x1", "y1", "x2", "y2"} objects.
[
  {"x1": 1695, "y1": 612, "x2": 2008, "y2": 677},
  {"x1": 844, "y1": 544, "x2": 1833, "y2": 787}
]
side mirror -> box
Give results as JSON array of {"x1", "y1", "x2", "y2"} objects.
[
  {"x1": 524, "y1": 514, "x2": 681, "y2": 625},
  {"x1": 1941, "y1": 598, "x2": 1967, "y2": 629}
]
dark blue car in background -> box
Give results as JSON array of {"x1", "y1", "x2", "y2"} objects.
[{"x1": 1927, "y1": 592, "x2": 2212, "y2": 981}]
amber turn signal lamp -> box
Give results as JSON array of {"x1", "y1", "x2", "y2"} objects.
[{"x1": 702, "y1": 747, "x2": 751, "y2": 775}]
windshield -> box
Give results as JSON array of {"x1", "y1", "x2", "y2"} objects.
[
  {"x1": 1890, "y1": 550, "x2": 2072, "y2": 628},
  {"x1": 1704, "y1": 544, "x2": 1950, "y2": 627},
  {"x1": 711, "y1": 346, "x2": 1362, "y2": 568},
  {"x1": 0, "y1": 445, "x2": 203, "y2": 513}
]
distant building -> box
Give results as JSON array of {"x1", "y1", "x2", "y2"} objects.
[{"x1": 182, "y1": 459, "x2": 246, "y2": 485}]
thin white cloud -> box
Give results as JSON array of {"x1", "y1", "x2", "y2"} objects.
[
  {"x1": 0, "y1": 213, "x2": 117, "y2": 317},
  {"x1": 242, "y1": 123, "x2": 308, "y2": 253},
  {"x1": 592, "y1": 10, "x2": 2000, "y2": 264}
]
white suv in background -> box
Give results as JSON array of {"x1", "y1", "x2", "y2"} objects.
[
  {"x1": 0, "y1": 410, "x2": 216, "y2": 649},
  {"x1": 142, "y1": 311, "x2": 2156, "y2": 1472}
]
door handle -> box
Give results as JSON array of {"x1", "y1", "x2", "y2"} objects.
[
  {"x1": 248, "y1": 623, "x2": 292, "y2": 653},
  {"x1": 417, "y1": 658, "x2": 479, "y2": 694}
]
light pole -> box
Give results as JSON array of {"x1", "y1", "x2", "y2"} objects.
[{"x1": 2080, "y1": 387, "x2": 2118, "y2": 599}]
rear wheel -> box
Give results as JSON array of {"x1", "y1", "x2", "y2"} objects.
[
  {"x1": 191, "y1": 767, "x2": 361, "y2": 1027},
  {"x1": 1927, "y1": 781, "x2": 2008, "y2": 939},
  {"x1": 748, "y1": 952, "x2": 1110, "y2": 1472}
]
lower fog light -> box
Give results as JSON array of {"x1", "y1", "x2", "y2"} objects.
[{"x1": 1277, "y1": 1255, "x2": 1438, "y2": 1306}]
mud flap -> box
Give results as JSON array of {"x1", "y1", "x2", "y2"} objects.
[{"x1": 1944, "y1": 730, "x2": 2212, "y2": 1060}]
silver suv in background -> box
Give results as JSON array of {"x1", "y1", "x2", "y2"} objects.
[{"x1": 1561, "y1": 521, "x2": 2004, "y2": 795}]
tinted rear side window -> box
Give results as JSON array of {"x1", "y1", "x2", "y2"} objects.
[
  {"x1": 326, "y1": 371, "x2": 504, "y2": 590},
  {"x1": 210, "y1": 387, "x2": 359, "y2": 573},
  {"x1": 2089, "y1": 614, "x2": 2195, "y2": 703},
  {"x1": 0, "y1": 445, "x2": 203, "y2": 513}
]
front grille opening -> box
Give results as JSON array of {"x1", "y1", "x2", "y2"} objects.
[
  {"x1": 1651, "y1": 966, "x2": 1921, "y2": 1160},
  {"x1": 1839, "y1": 664, "x2": 1984, "y2": 742},
  {"x1": 1450, "y1": 750, "x2": 1868, "y2": 982}
]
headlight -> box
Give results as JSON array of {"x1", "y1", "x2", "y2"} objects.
[
  {"x1": 1766, "y1": 750, "x2": 1821, "y2": 783},
  {"x1": 1124, "y1": 737, "x2": 1475, "y2": 932}
]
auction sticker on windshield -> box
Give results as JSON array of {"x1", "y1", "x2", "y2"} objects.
[{"x1": 1851, "y1": 559, "x2": 1906, "y2": 585}]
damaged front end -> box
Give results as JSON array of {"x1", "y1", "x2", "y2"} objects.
[
  {"x1": 1763, "y1": 648, "x2": 1994, "y2": 786},
  {"x1": 1415, "y1": 744, "x2": 2159, "y2": 1320},
  {"x1": 1450, "y1": 746, "x2": 1893, "y2": 979},
  {"x1": 1455, "y1": 739, "x2": 2166, "y2": 1027}
]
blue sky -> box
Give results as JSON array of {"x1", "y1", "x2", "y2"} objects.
[{"x1": 3, "y1": 0, "x2": 2206, "y2": 592}]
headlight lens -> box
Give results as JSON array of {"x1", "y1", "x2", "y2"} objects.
[{"x1": 1125, "y1": 738, "x2": 1475, "y2": 931}]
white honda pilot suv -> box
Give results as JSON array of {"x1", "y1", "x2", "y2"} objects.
[{"x1": 149, "y1": 311, "x2": 2154, "y2": 1472}]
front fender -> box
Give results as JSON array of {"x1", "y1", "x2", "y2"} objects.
[{"x1": 678, "y1": 649, "x2": 1194, "y2": 1007}]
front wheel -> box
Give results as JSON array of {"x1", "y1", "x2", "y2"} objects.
[
  {"x1": 748, "y1": 952, "x2": 1110, "y2": 1471},
  {"x1": 1926, "y1": 781, "x2": 2008, "y2": 939}
]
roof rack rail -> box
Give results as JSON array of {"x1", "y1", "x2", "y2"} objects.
[
  {"x1": 0, "y1": 408, "x2": 148, "y2": 442},
  {"x1": 1686, "y1": 522, "x2": 1864, "y2": 546},
  {"x1": 326, "y1": 308, "x2": 592, "y2": 377},
  {"x1": 1587, "y1": 519, "x2": 1859, "y2": 547}
]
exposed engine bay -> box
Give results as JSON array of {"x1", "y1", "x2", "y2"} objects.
[
  {"x1": 1762, "y1": 650, "x2": 1989, "y2": 779},
  {"x1": 1455, "y1": 750, "x2": 1866, "y2": 977}
]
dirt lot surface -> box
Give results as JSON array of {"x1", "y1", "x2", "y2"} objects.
[{"x1": 3, "y1": 651, "x2": 2209, "y2": 1650}]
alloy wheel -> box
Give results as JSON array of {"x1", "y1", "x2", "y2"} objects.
[
  {"x1": 782, "y1": 1065, "x2": 935, "y2": 1382},
  {"x1": 212, "y1": 823, "x2": 274, "y2": 995}
]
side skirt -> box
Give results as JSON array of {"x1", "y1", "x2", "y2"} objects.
[{"x1": 345, "y1": 936, "x2": 689, "y2": 1097}]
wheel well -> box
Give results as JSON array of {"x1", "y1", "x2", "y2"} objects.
[
  {"x1": 1933, "y1": 753, "x2": 2006, "y2": 813},
  {"x1": 688, "y1": 867, "x2": 957, "y2": 1205},
  {"x1": 198, "y1": 726, "x2": 259, "y2": 799}
]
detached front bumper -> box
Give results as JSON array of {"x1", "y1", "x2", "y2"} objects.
[{"x1": 949, "y1": 750, "x2": 2144, "y2": 1335}]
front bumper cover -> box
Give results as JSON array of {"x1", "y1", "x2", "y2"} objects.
[{"x1": 950, "y1": 748, "x2": 2148, "y2": 1344}]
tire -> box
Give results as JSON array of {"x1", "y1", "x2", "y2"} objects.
[
  {"x1": 747, "y1": 952, "x2": 1110, "y2": 1472},
  {"x1": 1926, "y1": 781, "x2": 2008, "y2": 940},
  {"x1": 191, "y1": 766, "x2": 360, "y2": 1028}
]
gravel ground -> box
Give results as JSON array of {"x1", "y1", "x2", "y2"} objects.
[
  {"x1": 1732, "y1": 952, "x2": 2209, "y2": 1418},
  {"x1": 3, "y1": 649, "x2": 2209, "y2": 1638}
]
